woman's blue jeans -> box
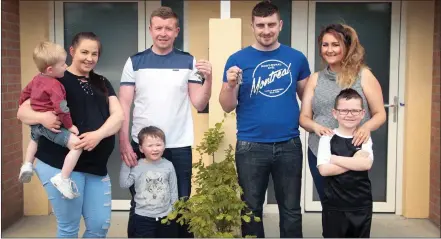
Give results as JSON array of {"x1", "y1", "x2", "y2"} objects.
[
  {"x1": 307, "y1": 147, "x2": 325, "y2": 202},
  {"x1": 34, "y1": 159, "x2": 112, "y2": 238}
]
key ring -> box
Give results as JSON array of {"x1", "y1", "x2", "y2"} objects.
[
  {"x1": 237, "y1": 71, "x2": 243, "y2": 85},
  {"x1": 196, "y1": 71, "x2": 206, "y2": 84}
]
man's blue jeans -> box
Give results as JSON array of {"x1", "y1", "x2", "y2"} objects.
[
  {"x1": 235, "y1": 137, "x2": 303, "y2": 238},
  {"x1": 127, "y1": 141, "x2": 193, "y2": 238}
]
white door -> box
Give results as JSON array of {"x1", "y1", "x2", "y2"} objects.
[
  {"x1": 292, "y1": 1, "x2": 402, "y2": 212},
  {"x1": 51, "y1": 0, "x2": 159, "y2": 210}
]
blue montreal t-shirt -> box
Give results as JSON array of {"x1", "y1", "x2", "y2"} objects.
[{"x1": 222, "y1": 44, "x2": 311, "y2": 142}]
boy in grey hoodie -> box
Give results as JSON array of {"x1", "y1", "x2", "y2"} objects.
[{"x1": 120, "y1": 126, "x2": 178, "y2": 238}]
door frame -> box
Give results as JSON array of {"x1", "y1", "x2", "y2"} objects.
[
  {"x1": 48, "y1": 0, "x2": 161, "y2": 210},
  {"x1": 292, "y1": 0, "x2": 405, "y2": 213}
]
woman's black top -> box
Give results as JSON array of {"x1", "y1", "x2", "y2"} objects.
[{"x1": 35, "y1": 70, "x2": 116, "y2": 176}]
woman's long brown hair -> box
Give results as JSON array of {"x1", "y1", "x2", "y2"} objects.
[{"x1": 318, "y1": 24, "x2": 368, "y2": 88}]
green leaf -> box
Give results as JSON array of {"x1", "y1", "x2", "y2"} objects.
[
  {"x1": 245, "y1": 235, "x2": 257, "y2": 238},
  {"x1": 168, "y1": 210, "x2": 178, "y2": 220}
]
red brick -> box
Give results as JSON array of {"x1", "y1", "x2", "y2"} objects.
[
  {"x1": 2, "y1": 184, "x2": 23, "y2": 202},
  {"x1": 7, "y1": 83, "x2": 21, "y2": 92},
  {"x1": 1, "y1": 21, "x2": 19, "y2": 32},
  {"x1": 0, "y1": 101, "x2": 19, "y2": 111},
  {"x1": 3, "y1": 57, "x2": 21, "y2": 67},
  {"x1": 2, "y1": 74, "x2": 21, "y2": 85},
  {"x1": 2, "y1": 1, "x2": 20, "y2": 14},
  {"x1": 2, "y1": 178, "x2": 20, "y2": 192},
  {"x1": 433, "y1": 92, "x2": 440, "y2": 102},
  {"x1": 2, "y1": 142, "x2": 22, "y2": 155},
  {"x1": 1, "y1": 92, "x2": 20, "y2": 102},
  {"x1": 1, "y1": 134, "x2": 21, "y2": 147},
  {"x1": 3, "y1": 40, "x2": 20, "y2": 50},
  {"x1": 434, "y1": 63, "x2": 440, "y2": 78},
  {"x1": 3, "y1": 101, "x2": 18, "y2": 110},
  {"x1": 430, "y1": 201, "x2": 440, "y2": 213},
  {"x1": 4, "y1": 11, "x2": 19, "y2": 23},
  {"x1": 431, "y1": 109, "x2": 440, "y2": 120},
  {"x1": 1, "y1": 166, "x2": 22, "y2": 184},
  {"x1": 430, "y1": 0, "x2": 441, "y2": 228},
  {"x1": 1, "y1": 123, "x2": 21, "y2": 136},
  {"x1": 433, "y1": 102, "x2": 440, "y2": 112},
  {"x1": 0, "y1": 5, "x2": 23, "y2": 226},
  {"x1": 1, "y1": 166, "x2": 20, "y2": 183},
  {"x1": 434, "y1": 86, "x2": 440, "y2": 96},
  {"x1": 6, "y1": 49, "x2": 20, "y2": 58},
  {"x1": 1, "y1": 66, "x2": 20, "y2": 76},
  {"x1": 432, "y1": 141, "x2": 440, "y2": 152}
]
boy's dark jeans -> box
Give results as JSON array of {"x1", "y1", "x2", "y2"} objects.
[
  {"x1": 127, "y1": 141, "x2": 194, "y2": 238},
  {"x1": 235, "y1": 137, "x2": 303, "y2": 238},
  {"x1": 132, "y1": 213, "x2": 178, "y2": 238}
]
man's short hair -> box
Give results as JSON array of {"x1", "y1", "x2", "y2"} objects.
[
  {"x1": 150, "y1": 6, "x2": 179, "y2": 27},
  {"x1": 33, "y1": 41, "x2": 66, "y2": 73},
  {"x1": 334, "y1": 88, "x2": 364, "y2": 109},
  {"x1": 138, "y1": 126, "x2": 166, "y2": 146},
  {"x1": 252, "y1": 0, "x2": 280, "y2": 21}
]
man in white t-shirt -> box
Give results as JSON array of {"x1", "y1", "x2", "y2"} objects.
[{"x1": 118, "y1": 6, "x2": 212, "y2": 238}]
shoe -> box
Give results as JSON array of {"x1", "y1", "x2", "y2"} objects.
[
  {"x1": 19, "y1": 162, "x2": 34, "y2": 183},
  {"x1": 50, "y1": 173, "x2": 80, "y2": 199}
]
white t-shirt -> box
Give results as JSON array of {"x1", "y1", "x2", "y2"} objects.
[
  {"x1": 316, "y1": 129, "x2": 374, "y2": 167},
  {"x1": 120, "y1": 48, "x2": 203, "y2": 148}
]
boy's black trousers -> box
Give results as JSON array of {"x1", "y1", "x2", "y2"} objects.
[
  {"x1": 322, "y1": 207, "x2": 372, "y2": 238},
  {"x1": 131, "y1": 213, "x2": 178, "y2": 238}
]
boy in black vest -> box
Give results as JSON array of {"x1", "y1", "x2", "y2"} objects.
[{"x1": 316, "y1": 88, "x2": 374, "y2": 238}]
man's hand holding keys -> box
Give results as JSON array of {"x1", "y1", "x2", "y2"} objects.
[{"x1": 226, "y1": 66, "x2": 243, "y2": 89}]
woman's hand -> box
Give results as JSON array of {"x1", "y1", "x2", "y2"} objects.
[
  {"x1": 17, "y1": 99, "x2": 61, "y2": 132},
  {"x1": 313, "y1": 123, "x2": 334, "y2": 137},
  {"x1": 352, "y1": 125, "x2": 371, "y2": 146},
  {"x1": 75, "y1": 130, "x2": 104, "y2": 151}
]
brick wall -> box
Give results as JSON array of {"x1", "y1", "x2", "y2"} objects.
[
  {"x1": 429, "y1": 0, "x2": 441, "y2": 228},
  {"x1": 1, "y1": 0, "x2": 23, "y2": 230}
]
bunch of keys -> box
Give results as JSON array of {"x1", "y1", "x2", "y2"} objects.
[
  {"x1": 195, "y1": 71, "x2": 205, "y2": 81},
  {"x1": 237, "y1": 71, "x2": 243, "y2": 85},
  {"x1": 195, "y1": 71, "x2": 206, "y2": 84}
]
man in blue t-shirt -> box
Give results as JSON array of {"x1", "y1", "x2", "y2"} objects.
[{"x1": 219, "y1": 1, "x2": 310, "y2": 238}]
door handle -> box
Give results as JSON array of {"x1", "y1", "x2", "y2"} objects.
[{"x1": 384, "y1": 96, "x2": 399, "y2": 123}]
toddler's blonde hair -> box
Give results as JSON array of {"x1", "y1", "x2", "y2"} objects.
[{"x1": 33, "y1": 41, "x2": 66, "y2": 73}]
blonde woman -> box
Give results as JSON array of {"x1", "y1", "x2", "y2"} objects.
[{"x1": 299, "y1": 23, "x2": 386, "y2": 201}]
